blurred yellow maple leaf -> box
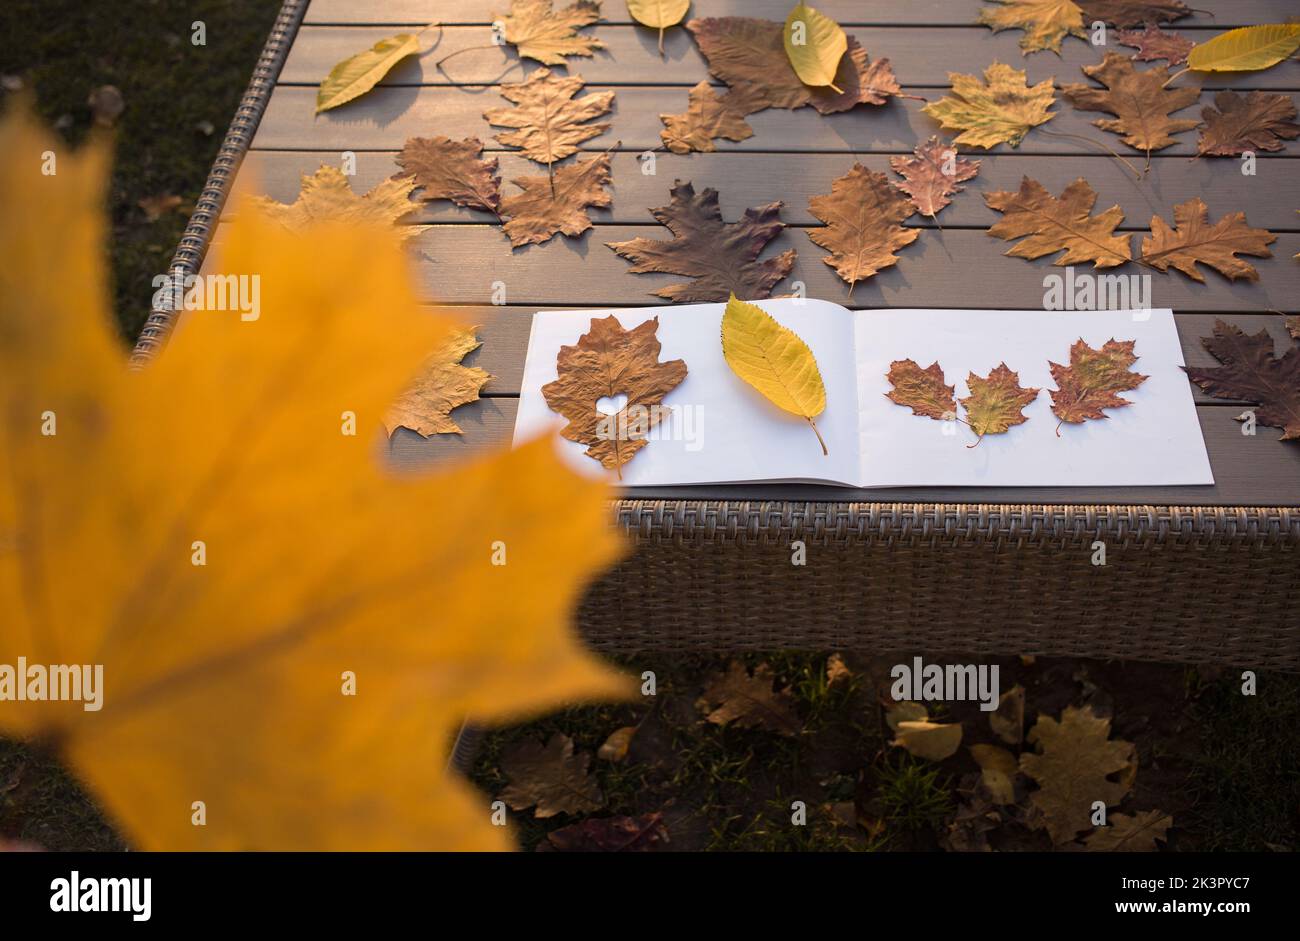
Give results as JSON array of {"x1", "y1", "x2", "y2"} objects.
[
  {"x1": 0, "y1": 104, "x2": 628, "y2": 850},
  {"x1": 252, "y1": 164, "x2": 428, "y2": 242}
]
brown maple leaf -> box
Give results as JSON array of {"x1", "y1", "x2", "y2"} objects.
[
  {"x1": 500, "y1": 153, "x2": 612, "y2": 247},
  {"x1": 1060, "y1": 52, "x2": 1200, "y2": 165},
  {"x1": 659, "y1": 81, "x2": 757, "y2": 154},
  {"x1": 696, "y1": 661, "x2": 801, "y2": 735},
  {"x1": 985, "y1": 176, "x2": 1131, "y2": 268},
  {"x1": 960, "y1": 363, "x2": 1041, "y2": 440},
  {"x1": 1048, "y1": 338, "x2": 1148, "y2": 430},
  {"x1": 1138, "y1": 197, "x2": 1275, "y2": 282},
  {"x1": 807, "y1": 164, "x2": 919, "y2": 295},
  {"x1": 606, "y1": 180, "x2": 796, "y2": 302},
  {"x1": 497, "y1": 732, "x2": 604, "y2": 819},
  {"x1": 493, "y1": 0, "x2": 603, "y2": 66},
  {"x1": 1114, "y1": 23, "x2": 1194, "y2": 65},
  {"x1": 395, "y1": 136, "x2": 501, "y2": 213},
  {"x1": 484, "y1": 68, "x2": 614, "y2": 169},
  {"x1": 1082, "y1": 810, "x2": 1172, "y2": 852},
  {"x1": 889, "y1": 136, "x2": 981, "y2": 220},
  {"x1": 384, "y1": 328, "x2": 491, "y2": 436},
  {"x1": 886, "y1": 359, "x2": 957, "y2": 421},
  {"x1": 541, "y1": 315, "x2": 688, "y2": 477},
  {"x1": 1077, "y1": 0, "x2": 1191, "y2": 27},
  {"x1": 1197, "y1": 90, "x2": 1300, "y2": 157},
  {"x1": 1183, "y1": 320, "x2": 1300, "y2": 441}
]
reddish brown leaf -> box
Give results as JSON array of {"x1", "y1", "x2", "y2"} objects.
[
  {"x1": 1077, "y1": 0, "x2": 1191, "y2": 27},
  {"x1": 808, "y1": 164, "x2": 920, "y2": 294},
  {"x1": 606, "y1": 180, "x2": 796, "y2": 302},
  {"x1": 542, "y1": 813, "x2": 669, "y2": 852},
  {"x1": 1183, "y1": 320, "x2": 1300, "y2": 442},
  {"x1": 1048, "y1": 338, "x2": 1148, "y2": 428},
  {"x1": 984, "y1": 176, "x2": 1131, "y2": 268},
  {"x1": 886, "y1": 359, "x2": 957, "y2": 421},
  {"x1": 395, "y1": 136, "x2": 502, "y2": 213},
  {"x1": 1060, "y1": 53, "x2": 1200, "y2": 162},
  {"x1": 497, "y1": 732, "x2": 604, "y2": 819},
  {"x1": 659, "y1": 81, "x2": 757, "y2": 154},
  {"x1": 1197, "y1": 90, "x2": 1300, "y2": 156},
  {"x1": 500, "y1": 153, "x2": 612, "y2": 247},
  {"x1": 1114, "y1": 24, "x2": 1194, "y2": 65},
  {"x1": 960, "y1": 363, "x2": 1041, "y2": 438},
  {"x1": 890, "y1": 136, "x2": 981, "y2": 219},
  {"x1": 1138, "y1": 197, "x2": 1275, "y2": 282}
]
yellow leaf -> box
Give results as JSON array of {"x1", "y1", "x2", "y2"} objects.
[
  {"x1": 0, "y1": 103, "x2": 630, "y2": 850},
  {"x1": 720, "y1": 294, "x2": 829, "y2": 455},
  {"x1": 970, "y1": 744, "x2": 1018, "y2": 804},
  {"x1": 885, "y1": 700, "x2": 929, "y2": 731},
  {"x1": 978, "y1": 0, "x2": 1087, "y2": 55},
  {"x1": 384, "y1": 327, "x2": 492, "y2": 436},
  {"x1": 252, "y1": 165, "x2": 427, "y2": 243},
  {"x1": 626, "y1": 0, "x2": 691, "y2": 55},
  {"x1": 893, "y1": 721, "x2": 963, "y2": 761},
  {"x1": 922, "y1": 62, "x2": 1057, "y2": 149},
  {"x1": 316, "y1": 32, "x2": 422, "y2": 113},
  {"x1": 1187, "y1": 23, "x2": 1300, "y2": 73},
  {"x1": 783, "y1": 2, "x2": 848, "y2": 93}
]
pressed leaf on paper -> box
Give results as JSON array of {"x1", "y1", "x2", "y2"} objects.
[
  {"x1": 541, "y1": 315, "x2": 688, "y2": 477},
  {"x1": 500, "y1": 153, "x2": 613, "y2": 247},
  {"x1": 696, "y1": 661, "x2": 802, "y2": 735},
  {"x1": 977, "y1": 0, "x2": 1087, "y2": 55},
  {"x1": 960, "y1": 363, "x2": 1041, "y2": 439},
  {"x1": 660, "y1": 81, "x2": 758, "y2": 154},
  {"x1": 1197, "y1": 90, "x2": 1300, "y2": 156},
  {"x1": 1115, "y1": 24, "x2": 1194, "y2": 65},
  {"x1": 384, "y1": 328, "x2": 492, "y2": 437},
  {"x1": 1077, "y1": 0, "x2": 1190, "y2": 27},
  {"x1": 890, "y1": 136, "x2": 981, "y2": 220},
  {"x1": 1183, "y1": 320, "x2": 1300, "y2": 442},
  {"x1": 783, "y1": 2, "x2": 849, "y2": 91},
  {"x1": 252, "y1": 166, "x2": 426, "y2": 242},
  {"x1": 484, "y1": 68, "x2": 614, "y2": 168},
  {"x1": 1060, "y1": 53, "x2": 1200, "y2": 163},
  {"x1": 720, "y1": 294, "x2": 829, "y2": 455},
  {"x1": 921, "y1": 62, "x2": 1056, "y2": 149},
  {"x1": 316, "y1": 32, "x2": 422, "y2": 113},
  {"x1": 807, "y1": 164, "x2": 920, "y2": 294},
  {"x1": 1186, "y1": 24, "x2": 1300, "y2": 74},
  {"x1": 886, "y1": 360, "x2": 957, "y2": 421},
  {"x1": 494, "y1": 0, "x2": 604, "y2": 65},
  {"x1": 607, "y1": 180, "x2": 796, "y2": 302},
  {"x1": 626, "y1": 0, "x2": 691, "y2": 56},
  {"x1": 1048, "y1": 338, "x2": 1148, "y2": 429},
  {"x1": 395, "y1": 136, "x2": 502, "y2": 213},
  {"x1": 0, "y1": 104, "x2": 629, "y2": 851},
  {"x1": 1138, "y1": 197, "x2": 1276, "y2": 281},
  {"x1": 984, "y1": 176, "x2": 1131, "y2": 268},
  {"x1": 498, "y1": 733, "x2": 604, "y2": 818},
  {"x1": 1083, "y1": 810, "x2": 1172, "y2": 851}
]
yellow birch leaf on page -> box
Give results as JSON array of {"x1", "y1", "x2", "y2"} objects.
[
  {"x1": 784, "y1": 3, "x2": 849, "y2": 92},
  {"x1": 0, "y1": 103, "x2": 630, "y2": 851},
  {"x1": 316, "y1": 32, "x2": 422, "y2": 113},
  {"x1": 720, "y1": 294, "x2": 829, "y2": 455}
]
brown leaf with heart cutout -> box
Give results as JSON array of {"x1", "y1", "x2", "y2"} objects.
[
  {"x1": 808, "y1": 164, "x2": 919, "y2": 295},
  {"x1": 484, "y1": 68, "x2": 614, "y2": 169},
  {"x1": 384, "y1": 327, "x2": 491, "y2": 436},
  {"x1": 961, "y1": 363, "x2": 1040, "y2": 438},
  {"x1": 1183, "y1": 320, "x2": 1300, "y2": 442},
  {"x1": 1048, "y1": 338, "x2": 1148, "y2": 429},
  {"x1": 498, "y1": 732, "x2": 604, "y2": 818},
  {"x1": 890, "y1": 136, "x2": 981, "y2": 219},
  {"x1": 1197, "y1": 90, "x2": 1300, "y2": 156},
  {"x1": 1077, "y1": 0, "x2": 1191, "y2": 27},
  {"x1": 606, "y1": 180, "x2": 796, "y2": 302},
  {"x1": 1138, "y1": 197, "x2": 1275, "y2": 281},
  {"x1": 1115, "y1": 24, "x2": 1194, "y2": 65},
  {"x1": 1060, "y1": 53, "x2": 1200, "y2": 164},
  {"x1": 494, "y1": 0, "x2": 603, "y2": 65},
  {"x1": 886, "y1": 359, "x2": 957, "y2": 421},
  {"x1": 659, "y1": 81, "x2": 758, "y2": 154},
  {"x1": 395, "y1": 136, "x2": 502, "y2": 213},
  {"x1": 985, "y1": 176, "x2": 1131, "y2": 268},
  {"x1": 542, "y1": 315, "x2": 687, "y2": 477},
  {"x1": 500, "y1": 153, "x2": 612, "y2": 247},
  {"x1": 696, "y1": 661, "x2": 801, "y2": 735}
]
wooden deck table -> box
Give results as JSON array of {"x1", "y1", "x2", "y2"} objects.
[{"x1": 138, "y1": 0, "x2": 1300, "y2": 669}]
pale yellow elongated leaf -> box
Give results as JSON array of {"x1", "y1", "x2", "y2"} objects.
[
  {"x1": 316, "y1": 32, "x2": 422, "y2": 113},
  {"x1": 783, "y1": 2, "x2": 849, "y2": 92},
  {"x1": 626, "y1": 0, "x2": 691, "y2": 55},
  {"x1": 720, "y1": 294, "x2": 829, "y2": 455},
  {"x1": 1187, "y1": 24, "x2": 1300, "y2": 73},
  {"x1": 894, "y1": 721, "x2": 963, "y2": 761}
]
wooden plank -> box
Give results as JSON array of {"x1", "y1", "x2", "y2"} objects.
[
  {"x1": 232, "y1": 150, "x2": 1300, "y2": 231},
  {"x1": 250, "y1": 85, "x2": 1298, "y2": 157},
  {"x1": 281, "y1": 25, "x2": 1300, "y2": 90},
  {"x1": 303, "y1": 0, "x2": 1287, "y2": 29},
  {"x1": 386, "y1": 397, "x2": 1300, "y2": 507}
]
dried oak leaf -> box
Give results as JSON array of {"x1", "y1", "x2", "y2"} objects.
[
  {"x1": 395, "y1": 136, "x2": 501, "y2": 213},
  {"x1": 1020, "y1": 706, "x2": 1137, "y2": 845},
  {"x1": 1197, "y1": 90, "x2": 1300, "y2": 156},
  {"x1": 498, "y1": 732, "x2": 604, "y2": 818},
  {"x1": 978, "y1": 0, "x2": 1087, "y2": 55},
  {"x1": 1139, "y1": 197, "x2": 1276, "y2": 281},
  {"x1": 606, "y1": 180, "x2": 796, "y2": 302},
  {"x1": 484, "y1": 68, "x2": 614, "y2": 168},
  {"x1": 500, "y1": 153, "x2": 612, "y2": 247},
  {"x1": 889, "y1": 136, "x2": 981, "y2": 220},
  {"x1": 961, "y1": 363, "x2": 1040, "y2": 438},
  {"x1": 886, "y1": 359, "x2": 957, "y2": 420},
  {"x1": 1077, "y1": 0, "x2": 1191, "y2": 27},
  {"x1": 985, "y1": 176, "x2": 1131, "y2": 268},
  {"x1": 1060, "y1": 53, "x2": 1200, "y2": 163},
  {"x1": 1049, "y1": 338, "x2": 1148, "y2": 428},
  {"x1": 542, "y1": 812, "x2": 669, "y2": 851},
  {"x1": 808, "y1": 164, "x2": 919, "y2": 295},
  {"x1": 252, "y1": 165, "x2": 426, "y2": 242},
  {"x1": 922, "y1": 62, "x2": 1056, "y2": 149},
  {"x1": 541, "y1": 315, "x2": 688, "y2": 476},
  {"x1": 686, "y1": 17, "x2": 900, "y2": 115},
  {"x1": 696, "y1": 661, "x2": 801, "y2": 735},
  {"x1": 384, "y1": 328, "x2": 491, "y2": 436},
  {"x1": 1183, "y1": 319, "x2": 1300, "y2": 441},
  {"x1": 1082, "y1": 810, "x2": 1172, "y2": 851},
  {"x1": 493, "y1": 0, "x2": 603, "y2": 65},
  {"x1": 1115, "y1": 23, "x2": 1194, "y2": 65},
  {"x1": 659, "y1": 80, "x2": 756, "y2": 154}
]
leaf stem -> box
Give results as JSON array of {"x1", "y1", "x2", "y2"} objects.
[
  {"x1": 808, "y1": 417, "x2": 829, "y2": 456},
  {"x1": 1038, "y1": 128, "x2": 1143, "y2": 180}
]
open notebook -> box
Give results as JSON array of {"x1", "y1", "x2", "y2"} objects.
[{"x1": 512, "y1": 300, "x2": 1214, "y2": 488}]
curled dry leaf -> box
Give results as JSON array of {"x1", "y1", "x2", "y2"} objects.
[
  {"x1": 886, "y1": 359, "x2": 957, "y2": 421},
  {"x1": 1197, "y1": 90, "x2": 1300, "y2": 156},
  {"x1": 501, "y1": 153, "x2": 613, "y2": 247},
  {"x1": 984, "y1": 177, "x2": 1131, "y2": 269},
  {"x1": 606, "y1": 180, "x2": 796, "y2": 302},
  {"x1": 316, "y1": 32, "x2": 421, "y2": 113},
  {"x1": 660, "y1": 81, "x2": 757, "y2": 154},
  {"x1": 1060, "y1": 53, "x2": 1200, "y2": 164},
  {"x1": 808, "y1": 164, "x2": 919, "y2": 295},
  {"x1": 696, "y1": 661, "x2": 801, "y2": 735},
  {"x1": 1115, "y1": 24, "x2": 1194, "y2": 65},
  {"x1": 395, "y1": 136, "x2": 502, "y2": 213},
  {"x1": 894, "y1": 720, "x2": 963, "y2": 761},
  {"x1": 494, "y1": 0, "x2": 604, "y2": 65},
  {"x1": 783, "y1": 2, "x2": 849, "y2": 91},
  {"x1": 384, "y1": 327, "x2": 491, "y2": 436},
  {"x1": 541, "y1": 315, "x2": 688, "y2": 477},
  {"x1": 1082, "y1": 810, "x2": 1172, "y2": 851},
  {"x1": 498, "y1": 732, "x2": 605, "y2": 818},
  {"x1": 960, "y1": 363, "x2": 1040, "y2": 440},
  {"x1": 889, "y1": 136, "x2": 981, "y2": 220},
  {"x1": 1186, "y1": 23, "x2": 1300, "y2": 74},
  {"x1": 1183, "y1": 320, "x2": 1300, "y2": 442},
  {"x1": 252, "y1": 166, "x2": 426, "y2": 243},
  {"x1": 484, "y1": 68, "x2": 614, "y2": 168},
  {"x1": 544, "y1": 812, "x2": 669, "y2": 851},
  {"x1": 970, "y1": 744, "x2": 1019, "y2": 804},
  {"x1": 977, "y1": 0, "x2": 1087, "y2": 55},
  {"x1": 826, "y1": 653, "x2": 852, "y2": 687},
  {"x1": 884, "y1": 700, "x2": 930, "y2": 731},
  {"x1": 1138, "y1": 197, "x2": 1275, "y2": 282},
  {"x1": 1077, "y1": 0, "x2": 1190, "y2": 27},
  {"x1": 922, "y1": 62, "x2": 1056, "y2": 149},
  {"x1": 597, "y1": 725, "x2": 637, "y2": 762},
  {"x1": 1049, "y1": 338, "x2": 1148, "y2": 430}
]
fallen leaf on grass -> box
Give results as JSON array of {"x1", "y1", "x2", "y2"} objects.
[
  {"x1": 499, "y1": 733, "x2": 604, "y2": 818},
  {"x1": 396, "y1": 136, "x2": 502, "y2": 213},
  {"x1": 970, "y1": 744, "x2": 1019, "y2": 804},
  {"x1": 316, "y1": 32, "x2": 422, "y2": 113},
  {"x1": 886, "y1": 359, "x2": 957, "y2": 421},
  {"x1": 783, "y1": 2, "x2": 849, "y2": 91},
  {"x1": 384, "y1": 328, "x2": 491, "y2": 437},
  {"x1": 1082, "y1": 810, "x2": 1172, "y2": 851},
  {"x1": 960, "y1": 364, "x2": 1040, "y2": 439},
  {"x1": 252, "y1": 166, "x2": 426, "y2": 243},
  {"x1": 894, "y1": 720, "x2": 963, "y2": 761},
  {"x1": 500, "y1": 153, "x2": 613, "y2": 247},
  {"x1": 1186, "y1": 23, "x2": 1300, "y2": 74},
  {"x1": 978, "y1": 0, "x2": 1086, "y2": 55},
  {"x1": 1183, "y1": 320, "x2": 1300, "y2": 442},
  {"x1": 1197, "y1": 90, "x2": 1300, "y2": 156},
  {"x1": 1060, "y1": 53, "x2": 1200, "y2": 164},
  {"x1": 484, "y1": 68, "x2": 614, "y2": 169},
  {"x1": 137, "y1": 193, "x2": 183, "y2": 221},
  {"x1": 1115, "y1": 24, "x2": 1194, "y2": 65},
  {"x1": 984, "y1": 176, "x2": 1130, "y2": 268},
  {"x1": 1049, "y1": 338, "x2": 1148, "y2": 430},
  {"x1": 990, "y1": 684, "x2": 1026, "y2": 745},
  {"x1": 826, "y1": 653, "x2": 852, "y2": 687},
  {"x1": 922, "y1": 62, "x2": 1056, "y2": 149},
  {"x1": 1077, "y1": 0, "x2": 1190, "y2": 27},
  {"x1": 696, "y1": 661, "x2": 802, "y2": 735},
  {"x1": 495, "y1": 0, "x2": 604, "y2": 65},
  {"x1": 807, "y1": 164, "x2": 919, "y2": 294},
  {"x1": 659, "y1": 81, "x2": 757, "y2": 154},
  {"x1": 543, "y1": 812, "x2": 669, "y2": 850},
  {"x1": 597, "y1": 726, "x2": 638, "y2": 761},
  {"x1": 889, "y1": 136, "x2": 981, "y2": 220},
  {"x1": 1138, "y1": 197, "x2": 1275, "y2": 281},
  {"x1": 884, "y1": 700, "x2": 930, "y2": 731}
]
